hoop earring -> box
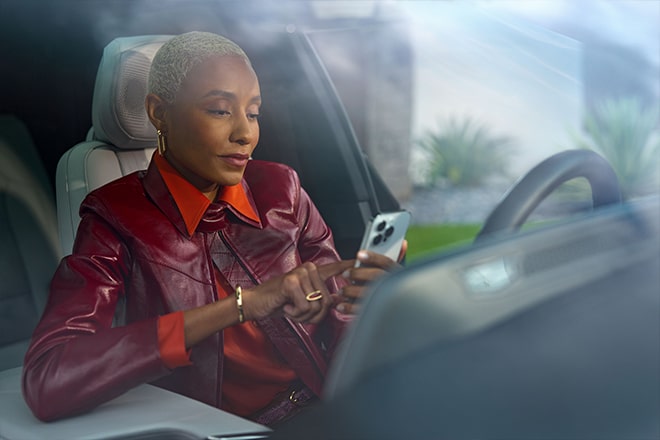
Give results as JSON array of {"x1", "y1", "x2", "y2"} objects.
[{"x1": 157, "y1": 129, "x2": 168, "y2": 156}]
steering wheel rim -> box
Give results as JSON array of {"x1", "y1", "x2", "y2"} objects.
[{"x1": 474, "y1": 150, "x2": 622, "y2": 242}]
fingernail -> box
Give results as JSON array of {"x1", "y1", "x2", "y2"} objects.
[
  {"x1": 342, "y1": 270, "x2": 351, "y2": 278},
  {"x1": 357, "y1": 251, "x2": 369, "y2": 261},
  {"x1": 336, "y1": 303, "x2": 345, "y2": 313}
]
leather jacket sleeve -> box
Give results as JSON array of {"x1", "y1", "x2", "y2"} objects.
[
  {"x1": 21, "y1": 207, "x2": 171, "y2": 422},
  {"x1": 296, "y1": 187, "x2": 340, "y2": 266}
]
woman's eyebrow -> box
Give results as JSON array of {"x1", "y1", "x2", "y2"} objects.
[
  {"x1": 203, "y1": 89, "x2": 262, "y2": 104},
  {"x1": 203, "y1": 89, "x2": 235, "y2": 99}
]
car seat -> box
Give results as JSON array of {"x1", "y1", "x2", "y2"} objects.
[
  {"x1": 56, "y1": 35, "x2": 172, "y2": 255},
  {"x1": 0, "y1": 115, "x2": 61, "y2": 370}
]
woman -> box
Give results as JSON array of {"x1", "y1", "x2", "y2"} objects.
[{"x1": 21, "y1": 31, "x2": 403, "y2": 425}]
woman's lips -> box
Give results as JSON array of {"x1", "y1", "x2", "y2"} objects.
[{"x1": 220, "y1": 154, "x2": 250, "y2": 168}]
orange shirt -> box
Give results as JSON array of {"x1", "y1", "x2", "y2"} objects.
[{"x1": 154, "y1": 153, "x2": 297, "y2": 416}]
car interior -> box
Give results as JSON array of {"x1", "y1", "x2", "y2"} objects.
[{"x1": 0, "y1": 2, "x2": 658, "y2": 439}]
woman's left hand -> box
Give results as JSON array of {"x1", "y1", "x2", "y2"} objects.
[{"x1": 336, "y1": 240, "x2": 408, "y2": 314}]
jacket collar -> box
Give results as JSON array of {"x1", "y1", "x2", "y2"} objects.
[{"x1": 144, "y1": 153, "x2": 261, "y2": 238}]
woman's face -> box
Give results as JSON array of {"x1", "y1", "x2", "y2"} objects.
[{"x1": 160, "y1": 55, "x2": 261, "y2": 196}]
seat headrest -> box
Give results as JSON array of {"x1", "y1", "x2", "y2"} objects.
[{"x1": 91, "y1": 35, "x2": 173, "y2": 149}]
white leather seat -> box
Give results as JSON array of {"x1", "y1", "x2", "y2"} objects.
[{"x1": 56, "y1": 35, "x2": 173, "y2": 255}]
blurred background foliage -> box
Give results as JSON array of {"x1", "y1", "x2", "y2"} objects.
[
  {"x1": 570, "y1": 98, "x2": 660, "y2": 199},
  {"x1": 553, "y1": 98, "x2": 660, "y2": 203},
  {"x1": 414, "y1": 117, "x2": 517, "y2": 188}
]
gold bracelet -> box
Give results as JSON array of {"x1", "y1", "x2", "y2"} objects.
[{"x1": 234, "y1": 285, "x2": 245, "y2": 323}]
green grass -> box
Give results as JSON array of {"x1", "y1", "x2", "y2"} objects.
[
  {"x1": 404, "y1": 220, "x2": 565, "y2": 263},
  {"x1": 405, "y1": 224, "x2": 480, "y2": 263}
]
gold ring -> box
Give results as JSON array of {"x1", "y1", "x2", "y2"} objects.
[{"x1": 305, "y1": 290, "x2": 323, "y2": 302}]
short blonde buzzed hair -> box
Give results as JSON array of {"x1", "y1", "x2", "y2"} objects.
[{"x1": 148, "y1": 31, "x2": 250, "y2": 103}]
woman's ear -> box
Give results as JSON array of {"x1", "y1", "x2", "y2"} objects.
[{"x1": 145, "y1": 93, "x2": 168, "y2": 132}]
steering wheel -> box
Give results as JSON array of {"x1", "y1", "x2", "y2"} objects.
[{"x1": 474, "y1": 149, "x2": 622, "y2": 242}]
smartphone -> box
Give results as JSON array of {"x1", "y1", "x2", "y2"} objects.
[{"x1": 355, "y1": 210, "x2": 411, "y2": 267}]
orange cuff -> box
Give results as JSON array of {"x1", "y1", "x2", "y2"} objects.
[{"x1": 157, "y1": 311, "x2": 192, "y2": 369}]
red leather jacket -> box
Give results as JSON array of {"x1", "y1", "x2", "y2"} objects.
[{"x1": 22, "y1": 159, "x2": 348, "y2": 422}]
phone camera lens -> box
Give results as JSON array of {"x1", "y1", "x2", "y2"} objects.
[
  {"x1": 377, "y1": 221, "x2": 386, "y2": 231},
  {"x1": 372, "y1": 234, "x2": 383, "y2": 245},
  {"x1": 385, "y1": 226, "x2": 394, "y2": 237}
]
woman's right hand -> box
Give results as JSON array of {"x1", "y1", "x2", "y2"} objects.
[{"x1": 241, "y1": 260, "x2": 354, "y2": 324}]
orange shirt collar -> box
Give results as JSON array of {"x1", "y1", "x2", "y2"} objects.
[{"x1": 153, "y1": 153, "x2": 260, "y2": 236}]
